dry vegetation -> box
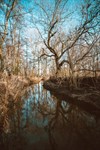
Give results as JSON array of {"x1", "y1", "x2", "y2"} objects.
[{"x1": 0, "y1": 0, "x2": 100, "y2": 149}]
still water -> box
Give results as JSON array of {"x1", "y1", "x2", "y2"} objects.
[{"x1": 2, "y1": 82, "x2": 100, "y2": 150}]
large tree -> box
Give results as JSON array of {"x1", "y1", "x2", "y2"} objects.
[{"x1": 32, "y1": 0, "x2": 100, "y2": 76}]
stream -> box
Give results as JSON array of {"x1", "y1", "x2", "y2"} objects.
[{"x1": 2, "y1": 82, "x2": 100, "y2": 150}]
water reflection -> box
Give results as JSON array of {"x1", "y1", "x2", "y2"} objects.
[{"x1": 1, "y1": 82, "x2": 100, "y2": 150}]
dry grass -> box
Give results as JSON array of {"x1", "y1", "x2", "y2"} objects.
[
  {"x1": 0, "y1": 72, "x2": 43, "y2": 133},
  {"x1": 0, "y1": 73, "x2": 31, "y2": 133}
]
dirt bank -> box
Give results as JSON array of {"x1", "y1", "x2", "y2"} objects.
[{"x1": 43, "y1": 77, "x2": 100, "y2": 117}]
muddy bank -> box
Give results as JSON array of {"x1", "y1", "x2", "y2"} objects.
[{"x1": 43, "y1": 77, "x2": 100, "y2": 117}]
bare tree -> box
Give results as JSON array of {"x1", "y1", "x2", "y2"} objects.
[
  {"x1": 32, "y1": 0, "x2": 99, "y2": 77},
  {"x1": 0, "y1": 0, "x2": 18, "y2": 71}
]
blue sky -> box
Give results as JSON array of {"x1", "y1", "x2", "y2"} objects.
[
  {"x1": 22, "y1": 0, "x2": 83, "y2": 36},
  {"x1": 0, "y1": 0, "x2": 83, "y2": 31},
  {"x1": 0, "y1": 0, "x2": 86, "y2": 51},
  {"x1": 1, "y1": 0, "x2": 99, "y2": 69}
]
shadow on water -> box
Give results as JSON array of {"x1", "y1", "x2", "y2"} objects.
[{"x1": 1, "y1": 82, "x2": 100, "y2": 150}]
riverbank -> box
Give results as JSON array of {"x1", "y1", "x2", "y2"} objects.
[
  {"x1": 0, "y1": 76, "x2": 100, "y2": 150},
  {"x1": 43, "y1": 77, "x2": 100, "y2": 117},
  {"x1": 0, "y1": 74, "x2": 43, "y2": 98},
  {"x1": 0, "y1": 73, "x2": 43, "y2": 133}
]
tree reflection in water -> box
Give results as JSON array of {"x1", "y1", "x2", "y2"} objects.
[
  {"x1": 47, "y1": 97, "x2": 100, "y2": 150},
  {"x1": 1, "y1": 83, "x2": 100, "y2": 150}
]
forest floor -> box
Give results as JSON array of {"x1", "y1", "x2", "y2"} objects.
[{"x1": 43, "y1": 76, "x2": 100, "y2": 117}]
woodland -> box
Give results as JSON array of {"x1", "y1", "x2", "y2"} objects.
[{"x1": 0, "y1": 0, "x2": 100, "y2": 150}]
